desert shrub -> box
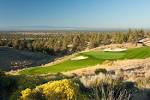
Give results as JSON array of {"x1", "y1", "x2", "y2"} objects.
[
  {"x1": 79, "y1": 73, "x2": 136, "y2": 100},
  {"x1": 80, "y1": 73, "x2": 121, "y2": 88},
  {"x1": 115, "y1": 69, "x2": 123, "y2": 76},
  {"x1": 9, "y1": 74, "x2": 63, "y2": 99},
  {"x1": 92, "y1": 85, "x2": 131, "y2": 100},
  {"x1": 55, "y1": 72, "x2": 66, "y2": 79},
  {"x1": 87, "y1": 81, "x2": 135, "y2": 100},
  {"x1": 95, "y1": 68, "x2": 107, "y2": 75},
  {"x1": 20, "y1": 88, "x2": 46, "y2": 100},
  {"x1": 115, "y1": 69, "x2": 124, "y2": 81},
  {"x1": 9, "y1": 73, "x2": 76, "y2": 99},
  {"x1": 20, "y1": 79, "x2": 81, "y2": 100},
  {"x1": 135, "y1": 77, "x2": 150, "y2": 88},
  {"x1": 145, "y1": 69, "x2": 150, "y2": 78},
  {"x1": 73, "y1": 77, "x2": 93, "y2": 99}
]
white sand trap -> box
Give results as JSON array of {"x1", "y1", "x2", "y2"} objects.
[
  {"x1": 103, "y1": 48, "x2": 127, "y2": 52},
  {"x1": 71, "y1": 56, "x2": 88, "y2": 61}
]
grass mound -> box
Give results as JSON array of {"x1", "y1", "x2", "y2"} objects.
[{"x1": 20, "y1": 47, "x2": 150, "y2": 75}]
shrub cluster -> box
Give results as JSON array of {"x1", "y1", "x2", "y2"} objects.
[
  {"x1": 20, "y1": 79, "x2": 80, "y2": 100},
  {"x1": 79, "y1": 73, "x2": 135, "y2": 100},
  {"x1": 95, "y1": 68, "x2": 107, "y2": 75}
]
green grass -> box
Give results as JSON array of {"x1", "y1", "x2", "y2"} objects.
[{"x1": 20, "y1": 47, "x2": 150, "y2": 75}]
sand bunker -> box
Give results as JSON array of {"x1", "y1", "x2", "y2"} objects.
[
  {"x1": 71, "y1": 56, "x2": 88, "y2": 61},
  {"x1": 103, "y1": 48, "x2": 127, "y2": 52}
]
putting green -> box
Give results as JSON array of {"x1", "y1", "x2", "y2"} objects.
[{"x1": 20, "y1": 47, "x2": 150, "y2": 75}]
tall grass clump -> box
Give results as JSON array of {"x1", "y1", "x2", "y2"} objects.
[
  {"x1": 79, "y1": 73, "x2": 135, "y2": 100},
  {"x1": 93, "y1": 85, "x2": 131, "y2": 100}
]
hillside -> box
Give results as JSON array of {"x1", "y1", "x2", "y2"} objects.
[
  {"x1": 19, "y1": 46, "x2": 150, "y2": 75},
  {"x1": 0, "y1": 47, "x2": 52, "y2": 71}
]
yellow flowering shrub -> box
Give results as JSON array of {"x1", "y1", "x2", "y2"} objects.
[
  {"x1": 21, "y1": 88, "x2": 45, "y2": 100},
  {"x1": 21, "y1": 88, "x2": 32, "y2": 99},
  {"x1": 21, "y1": 79, "x2": 79, "y2": 100}
]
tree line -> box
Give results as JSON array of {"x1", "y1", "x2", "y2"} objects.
[{"x1": 0, "y1": 29, "x2": 149, "y2": 56}]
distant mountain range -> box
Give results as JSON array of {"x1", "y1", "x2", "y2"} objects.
[{"x1": 0, "y1": 26, "x2": 148, "y2": 32}]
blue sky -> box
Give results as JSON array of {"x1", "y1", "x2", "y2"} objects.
[{"x1": 0, "y1": 0, "x2": 150, "y2": 30}]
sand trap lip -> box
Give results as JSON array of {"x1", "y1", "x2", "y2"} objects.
[
  {"x1": 71, "y1": 56, "x2": 88, "y2": 61},
  {"x1": 103, "y1": 48, "x2": 127, "y2": 52}
]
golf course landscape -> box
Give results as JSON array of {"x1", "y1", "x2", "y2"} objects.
[
  {"x1": 2, "y1": 0, "x2": 150, "y2": 99},
  {"x1": 20, "y1": 46, "x2": 150, "y2": 75}
]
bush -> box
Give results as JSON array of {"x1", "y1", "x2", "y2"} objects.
[
  {"x1": 95, "y1": 68, "x2": 107, "y2": 75},
  {"x1": 21, "y1": 79, "x2": 80, "y2": 100},
  {"x1": 79, "y1": 73, "x2": 136, "y2": 100},
  {"x1": 0, "y1": 70, "x2": 5, "y2": 76},
  {"x1": 21, "y1": 88, "x2": 46, "y2": 100},
  {"x1": 80, "y1": 73, "x2": 121, "y2": 88},
  {"x1": 92, "y1": 85, "x2": 131, "y2": 100},
  {"x1": 95, "y1": 81, "x2": 134, "y2": 99},
  {"x1": 135, "y1": 77, "x2": 150, "y2": 88}
]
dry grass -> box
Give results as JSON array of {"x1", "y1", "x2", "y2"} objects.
[
  {"x1": 91, "y1": 43, "x2": 142, "y2": 51},
  {"x1": 79, "y1": 73, "x2": 122, "y2": 88},
  {"x1": 64, "y1": 58, "x2": 150, "y2": 78}
]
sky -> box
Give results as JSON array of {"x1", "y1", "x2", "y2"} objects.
[{"x1": 0, "y1": 0, "x2": 150, "y2": 30}]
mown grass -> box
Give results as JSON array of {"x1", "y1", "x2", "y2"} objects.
[{"x1": 20, "y1": 47, "x2": 150, "y2": 75}]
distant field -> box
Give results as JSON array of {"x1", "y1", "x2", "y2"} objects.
[
  {"x1": 20, "y1": 47, "x2": 150, "y2": 75},
  {"x1": 0, "y1": 47, "x2": 52, "y2": 71}
]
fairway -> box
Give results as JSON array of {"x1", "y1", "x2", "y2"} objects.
[{"x1": 20, "y1": 47, "x2": 150, "y2": 75}]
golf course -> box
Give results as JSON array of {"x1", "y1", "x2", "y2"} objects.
[{"x1": 20, "y1": 47, "x2": 150, "y2": 75}]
